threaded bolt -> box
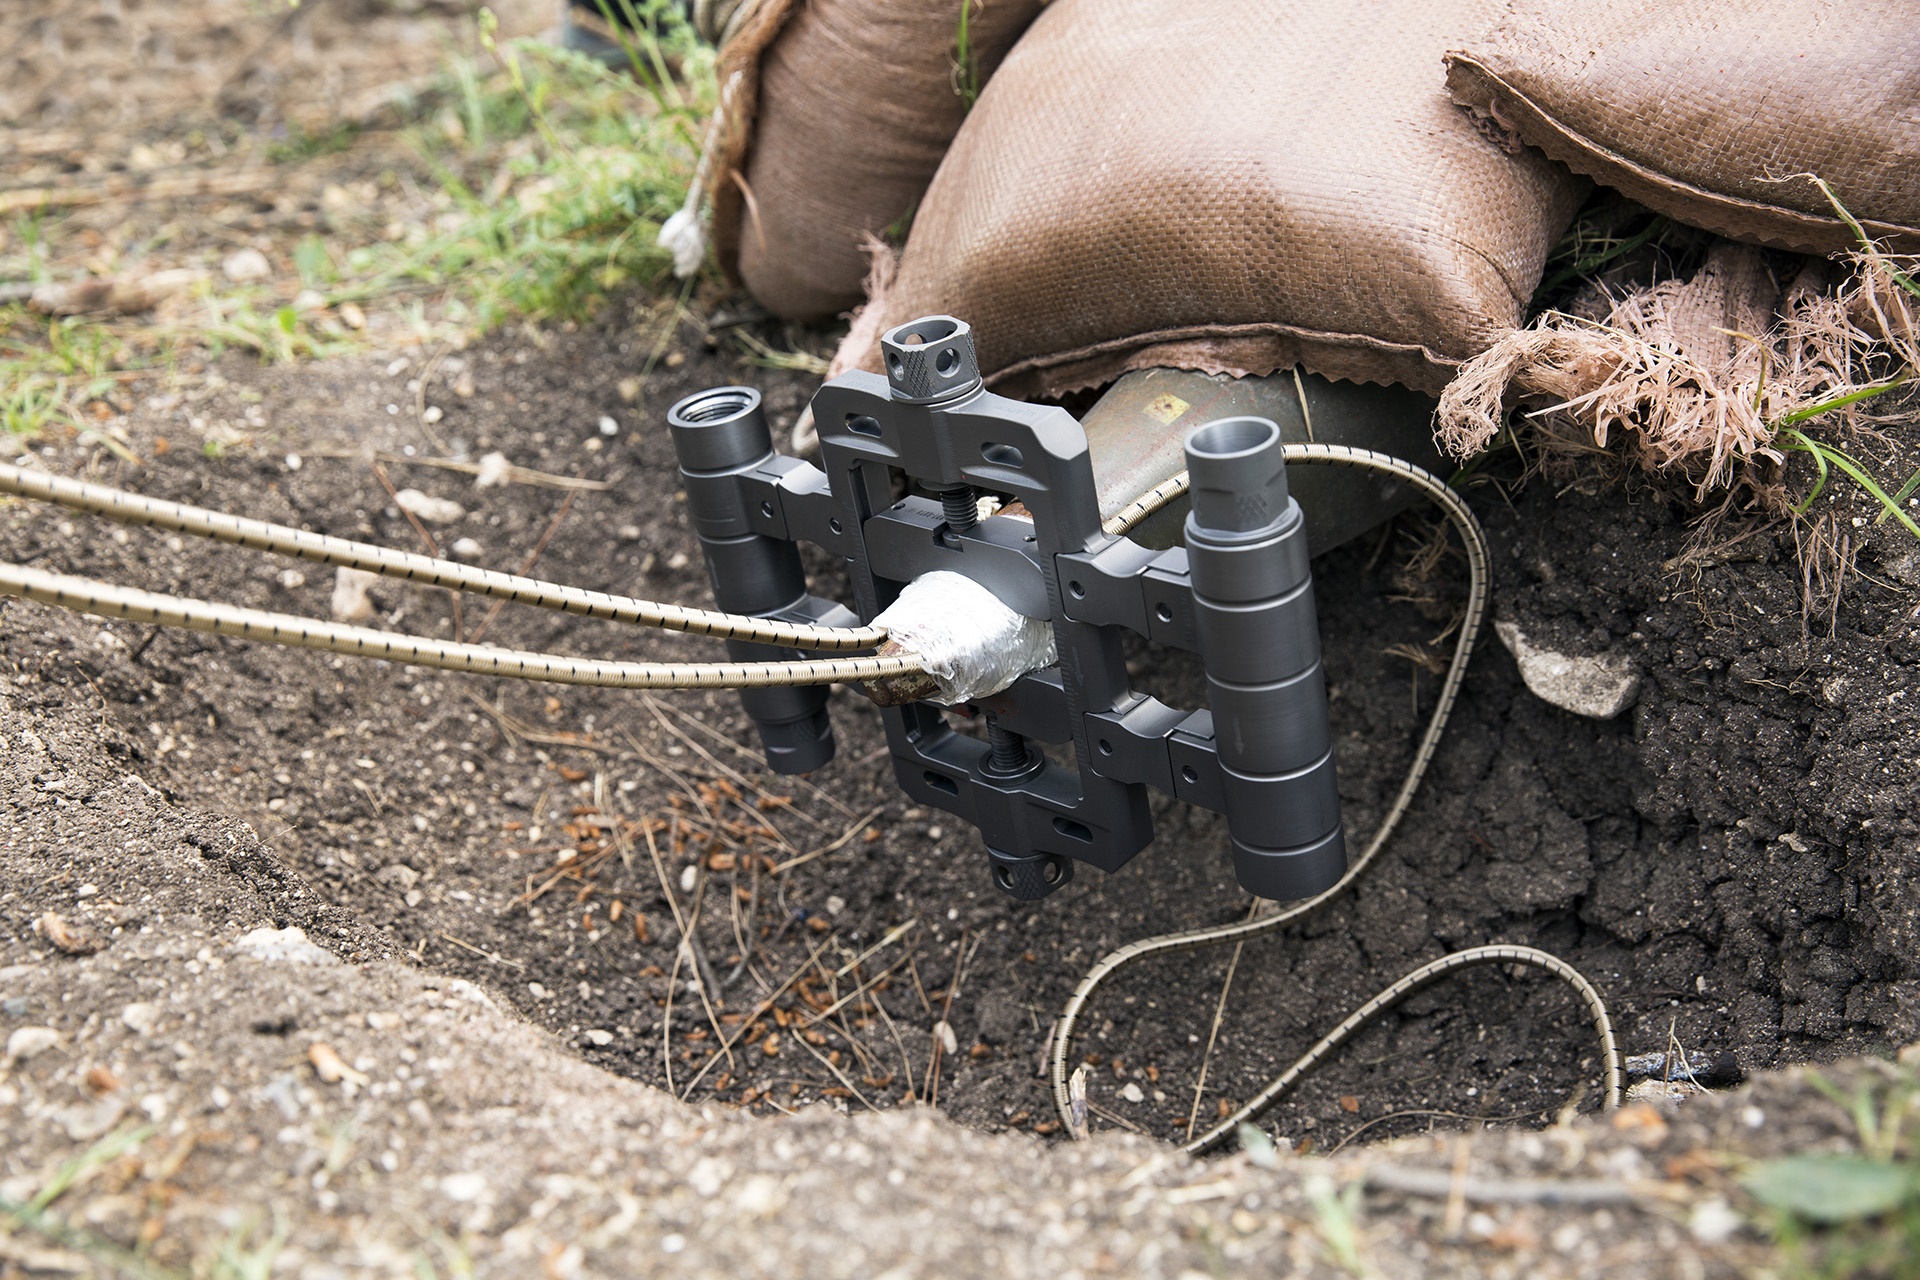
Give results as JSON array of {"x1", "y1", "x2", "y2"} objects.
[
  {"x1": 984, "y1": 721, "x2": 1032, "y2": 777},
  {"x1": 940, "y1": 485, "x2": 979, "y2": 533}
]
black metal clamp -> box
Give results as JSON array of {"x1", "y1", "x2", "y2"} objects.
[{"x1": 669, "y1": 316, "x2": 1344, "y2": 903}]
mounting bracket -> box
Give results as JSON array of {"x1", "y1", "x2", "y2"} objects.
[{"x1": 669, "y1": 317, "x2": 1344, "y2": 902}]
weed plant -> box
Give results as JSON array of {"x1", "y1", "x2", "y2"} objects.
[{"x1": 1, "y1": 2, "x2": 715, "y2": 446}]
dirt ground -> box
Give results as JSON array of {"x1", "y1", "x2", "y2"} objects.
[
  {"x1": 6, "y1": 310, "x2": 1918, "y2": 1143},
  {"x1": 3, "y1": 0, "x2": 1920, "y2": 1276},
  {"x1": 6, "y1": 657, "x2": 1914, "y2": 1278}
]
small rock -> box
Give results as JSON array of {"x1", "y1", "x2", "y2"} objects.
[
  {"x1": 583, "y1": 1029, "x2": 614, "y2": 1047},
  {"x1": 377, "y1": 864, "x2": 421, "y2": 892},
  {"x1": 32, "y1": 269, "x2": 205, "y2": 316},
  {"x1": 733, "y1": 1174, "x2": 786, "y2": 1216},
  {"x1": 422, "y1": 405, "x2": 444, "y2": 424},
  {"x1": 616, "y1": 377, "x2": 641, "y2": 404},
  {"x1": 231, "y1": 926, "x2": 339, "y2": 966},
  {"x1": 440, "y1": 1172, "x2": 488, "y2": 1202},
  {"x1": 452, "y1": 371, "x2": 476, "y2": 398},
  {"x1": 449, "y1": 537, "x2": 484, "y2": 561},
  {"x1": 120, "y1": 1002, "x2": 160, "y2": 1036},
  {"x1": 277, "y1": 569, "x2": 307, "y2": 591},
  {"x1": 1878, "y1": 545, "x2": 1920, "y2": 587},
  {"x1": 935, "y1": 1020, "x2": 958, "y2": 1056},
  {"x1": 221, "y1": 248, "x2": 273, "y2": 283},
  {"x1": 687, "y1": 1157, "x2": 730, "y2": 1197},
  {"x1": 393, "y1": 489, "x2": 465, "y2": 524},
  {"x1": 1494, "y1": 619, "x2": 1641, "y2": 719},
  {"x1": 5, "y1": 1025, "x2": 61, "y2": 1065},
  {"x1": 331, "y1": 567, "x2": 380, "y2": 622},
  {"x1": 308, "y1": 1041, "x2": 370, "y2": 1086},
  {"x1": 1118, "y1": 1081, "x2": 1145, "y2": 1103},
  {"x1": 55, "y1": 1096, "x2": 126, "y2": 1140},
  {"x1": 597, "y1": 415, "x2": 619, "y2": 437},
  {"x1": 546, "y1": 1243, "x2": 584, "y2": 1279},
  {"x1": 617, "y1": 525, "x2": 642, "y2": 542},
  {"x1": 35, "y1": 910, "x2": 104, "y2": 955},
  {"x1": 284, "y1": 453, "x2": 302, "y2": 471},
  {"x1": 1689, "y1": 1198, "x2": 1742, "y2": 1244},
  {"x1": 474, "y1": 452, "x2": 512, "y2": 488},
  {"x1": 292, "y1": 289, "x2": 326, "y2": 312},
  {"x1": 338, "y1": 301, "x2": 367, "y2": 330}
]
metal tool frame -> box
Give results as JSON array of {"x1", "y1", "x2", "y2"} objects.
[{"x1": 671, "y1": 317, "x2": 1343, "y2": 902}]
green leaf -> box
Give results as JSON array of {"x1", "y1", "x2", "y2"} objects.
[
  {"x1": 1742, "y1": 1156, "x2": 1917, "y2": 1224},
  {"x1": 292, "y1": 236, "x2": 334, "y2": 287}
]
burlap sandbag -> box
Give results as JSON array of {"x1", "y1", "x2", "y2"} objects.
[
  {"x1": 1445, "y1": 0, "x2": 1920, "y2": 256},
  {"x1": 830, "y1": 0, "x2": 1585, "y2": 397},
  {"x1": 712, "y1": 0, "x2": 1046, "y2": 321}
]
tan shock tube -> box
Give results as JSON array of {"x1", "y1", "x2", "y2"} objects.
[
  {"x1": 0, "y1": 461, "x2": 888, "y2": 651},
  {"x1": 0, "y1": 560, "x2": 920, "y2": 690},
  {"x1": 1056, "y1": 445, "x2": 1624, "y2": 1153}
]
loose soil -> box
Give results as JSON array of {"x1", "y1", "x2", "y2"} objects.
[
  {"x1": 3, "y1": 2, "x2": 1919, "y2": 1273},
  {"x1": 5, "y1": 302, "x2": 1917, "y2": 1156}
]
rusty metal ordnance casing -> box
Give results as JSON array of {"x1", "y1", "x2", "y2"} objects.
[{"x1": 1084, "y1": 367, "x2": 1443, "y2": 552}]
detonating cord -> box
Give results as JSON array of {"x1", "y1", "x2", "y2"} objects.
[
  {"x1": 1058, "y1": 444, "x2": 1624, "y2": 1154},
  {"x1": 0, "y1": 560, "x2": 919, "y2": 690},
  {"x1": 0, "y1": 461, "x2": 888, "y2": 651}
]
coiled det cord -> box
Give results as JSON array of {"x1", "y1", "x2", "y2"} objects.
[
  {"x1": 0, "y1": 461, "x2": 888, "y2": 651},
  {"x1": 1063, "y1": 443, "x2": 1623, "y2": 1154},
  {"x1": 0, "y1": 560, "x2": 920, "y2": 689}
]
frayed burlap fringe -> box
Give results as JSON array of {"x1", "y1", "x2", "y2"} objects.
[
  {"x1": 1437, "y1": 242, "x2": 1918, "y2": 497},
  {"x1": 824, "y1": 236, "x2": 901, "y2": 382}
]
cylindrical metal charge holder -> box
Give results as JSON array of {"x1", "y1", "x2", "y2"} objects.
[
  {"x1": 1184, "y1": 416, "x2": 1345, "y2": 899},
  {"x1": 668, "y1": 386, "x2": 836, "y2": 774}
]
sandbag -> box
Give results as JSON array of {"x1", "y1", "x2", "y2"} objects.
[
  {"x1": 831, "y1": 0, "x2": 1585, "y2": 397},
  {"x1": 712, "y1": 0, "x2": 1046, "y2": 321},
  {"x1": 1445, "y1": 0, "x2": 1920, "y2": 256}
]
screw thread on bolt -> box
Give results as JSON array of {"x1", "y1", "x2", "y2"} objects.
[
  {"x1": 985, "y1": 721, "x2": 1030, "y2": 775},
  {"x1": 941, "y1": 486, "x2": 979, "y2": 533}
]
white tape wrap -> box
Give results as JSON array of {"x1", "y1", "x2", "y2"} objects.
[{"x1": 873, "y1": 571, "x2": 1057, "y2": 704}]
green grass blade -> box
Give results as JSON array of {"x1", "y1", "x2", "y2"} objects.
[
  {"x1": 1771, "y1": 376, "x2": 1909, "y2": 428},
  {"x1": 1877, "y1": 466, "x2": 1920, "y2": 526},
  {"x1": 1783, "y1": 429, "x2": 1920, "y2": 540},
  {"x1": 1783, "y1": 433, "x2": 1831, "y2": 515}
]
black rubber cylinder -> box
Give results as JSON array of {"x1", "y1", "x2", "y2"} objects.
[
  {"x1": 1184, "y1": 415, "x2": 1344, "y2": 900},
  {"x1": 668, "y1": 386, "x2": 835, "y2": 774}
]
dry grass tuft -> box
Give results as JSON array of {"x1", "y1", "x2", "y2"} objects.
[{"x1": 1438, "y1": 234, "x2": 1917, "y2": 504}]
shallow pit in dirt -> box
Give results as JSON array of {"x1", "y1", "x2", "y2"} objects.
[{"x1": 3, "y1": 304, "x2": 1916, "y2": 1151}]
